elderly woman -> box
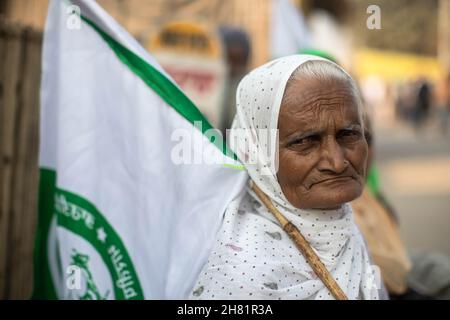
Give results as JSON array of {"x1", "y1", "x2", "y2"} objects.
[{"x1": 190, "y1": 55, "x2": 384, "y2": 300}]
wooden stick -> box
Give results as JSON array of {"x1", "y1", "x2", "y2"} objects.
[{"x1": 251, "y1": 181, "x2": 348, "y2": 300}]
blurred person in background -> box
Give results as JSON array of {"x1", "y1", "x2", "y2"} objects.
[
  {"x1": 395, "y1": 81, "x2": 417, "y2": 124},
  {"x1": 433, "y1": 73, "x2": 450, "y2": 136},
  {"x1": 219, "y1": 26, "x2": 251, "y2": 133},
  {"x1": 413, "y1": 78, "x2": 432, "y2": 132}
]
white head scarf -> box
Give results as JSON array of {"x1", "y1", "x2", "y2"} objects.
[{"x1": 190, "y1": 55, "x2": 381, "y2": 300}]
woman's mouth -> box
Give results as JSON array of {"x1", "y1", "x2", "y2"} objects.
[{"x1": 312, "y1": 176, "x2": 354, "y2": 187}]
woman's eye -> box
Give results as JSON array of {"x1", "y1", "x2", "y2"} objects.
[
  {"x1": 338, "y1": 129, "x2": 362, "y2": 142},
  {"x1": 290, "y1": 135, "x2": 318, "y2": 148}
]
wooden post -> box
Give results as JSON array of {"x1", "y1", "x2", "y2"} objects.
[
  {"x1": 7, "y1": 26, "x2": 41, "y2": 299},
  {"x1": 0, "y1": 19, "x2": 42, "y2": 299},
  {"x1": 0, "y1": 19, "x2": 23, "y2": 300}
]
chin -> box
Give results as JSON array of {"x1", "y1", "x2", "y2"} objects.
[
  {"x1": 324, "y1": 184, "x2": 363, "y2": 207},
  {"x1": 298, "y1": 181, "x2": 363, "y2": 209}
]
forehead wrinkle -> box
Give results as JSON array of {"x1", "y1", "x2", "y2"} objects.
[
  {"x1": 284, "y1": 96, "x2": 358, "y2": 125},
  {"x1": 279, "y1": 80, "x2": 362, "y2": 137},
  {"x1": 288, "y1": 92, "x2": 356, "y2": 115},
  {"x1": 284, "y1": 71, "x2": 356, "y2": 97},
  {"x1": 280, "y1": 102, "x2": 362, "y2": 139}
]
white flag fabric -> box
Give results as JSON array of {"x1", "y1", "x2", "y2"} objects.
[
  {"x1": 270, "y1": 0, "x2": 311, "y2": 59},
  {"x1": 33, "y1": 0, "x2": 247, "y2": 300}
]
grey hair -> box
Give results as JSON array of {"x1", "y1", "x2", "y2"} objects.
[{"x1": 286, "y1": 60, "x2": 365, "y2": 127}]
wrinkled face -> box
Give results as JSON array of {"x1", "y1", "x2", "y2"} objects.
[{"x1": 277, "y1": 76, "x2": 368, "y2": 210}]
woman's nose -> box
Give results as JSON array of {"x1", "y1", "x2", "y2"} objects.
[{"x1": 317, "y1": 137, "x2": 349, "y2": 174}]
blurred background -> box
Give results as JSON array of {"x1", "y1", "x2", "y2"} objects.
[{"x1": 0, "y1": 0, "x2": 449, "y2": 299}]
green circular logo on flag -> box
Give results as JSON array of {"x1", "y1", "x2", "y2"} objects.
[{"x1": 51, "y1": 189, "x2": 144, "y2": 300}]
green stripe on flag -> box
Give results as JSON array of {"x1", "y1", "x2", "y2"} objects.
[
  {"x1": 80, "y1": 14, "x2": 238, "y2": 161},
  {"x1": 32, "y1": 169, "x2": 58, "y2": 299}
]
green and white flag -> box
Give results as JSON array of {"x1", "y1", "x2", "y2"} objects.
[{"x1": 33, "y1": 0, "x2": 247, "y2": 299}]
